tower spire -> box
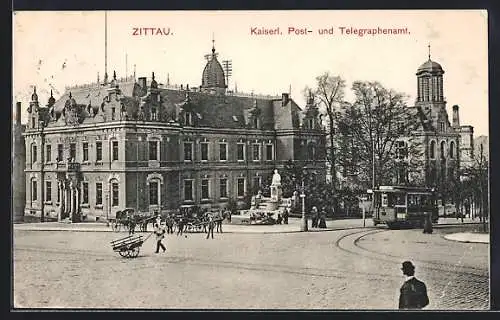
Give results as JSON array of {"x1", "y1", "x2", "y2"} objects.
[
  {"x1": 104, "y1": 11, "x2": 108, "y2": 85},
  {"x1": 428, "y1": 43, "x2": 431, "y2": 60},
  {"x1": 212, "y1": 32, "x2": 215, "y2": 54}
]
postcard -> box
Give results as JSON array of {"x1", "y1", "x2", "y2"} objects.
[{"x1": 12, "y1": 10, "x2": 489, "y2": 310}]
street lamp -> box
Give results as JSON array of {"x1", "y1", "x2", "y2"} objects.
[
  {"x1": 39, "y1": 120, "x2": 46, "y2": 222},
  {"x1": 300, "y1": 180, "x2": 308, "y2": 232}
]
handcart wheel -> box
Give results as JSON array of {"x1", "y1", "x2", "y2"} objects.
[
  {"x1": 128, "y1": 247, "x2": 140, "y2": 258},
  {"x1": 119, "y1": 250, "x2": 128, "y2": 257}
]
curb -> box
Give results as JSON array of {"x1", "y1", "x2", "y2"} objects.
[{"x1": 442, "y1": 233, "x2": 489, "y2": 244}]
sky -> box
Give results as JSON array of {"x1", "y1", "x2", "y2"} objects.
[{"x1": 13, "y1": 10, "x2": 488, "y2": 136}]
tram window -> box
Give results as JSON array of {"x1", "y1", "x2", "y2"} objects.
[
  {"x1": 395, "y1": 193, "x2": 405, "y2": 205},
  {"x1": 381, "y1": 193, "x2": 388, "y2": 207}
]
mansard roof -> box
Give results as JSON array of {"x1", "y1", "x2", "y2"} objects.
[{"x1": 40, "y1": 80, "x2": 303, "y2": 131}]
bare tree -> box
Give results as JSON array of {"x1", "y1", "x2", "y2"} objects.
[
  {"x1": 304, "y1": 73, "x2": 346, "y2": 193},
  {"x1": 336, "y1": 81, "x2": 423, "y2": 190}
]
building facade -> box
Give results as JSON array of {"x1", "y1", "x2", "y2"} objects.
[
  {"x1": 22, "y1": 45, "x2": 326, "y2": 222},
  {"x1": 12, "y1": 102, "x2": 26, "y2": 222},
  {"x1": 408, "y1": 55, "x2": 475, "y2": 187}
]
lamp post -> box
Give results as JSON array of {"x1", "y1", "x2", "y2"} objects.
[
  {"x1": 300, "y1": 180, "x2": 308, "y2": 232},
  {"x1": 39, "y1": 120, "x2": 46, "y2": 222}
]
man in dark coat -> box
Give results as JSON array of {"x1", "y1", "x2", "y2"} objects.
[{"x1": 399, "y1": 261, "x2": 429, "y2": 309}]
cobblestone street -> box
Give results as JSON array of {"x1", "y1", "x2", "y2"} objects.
[{"x1": 13, "y1": 226, "x2": 488, "y2": 309}]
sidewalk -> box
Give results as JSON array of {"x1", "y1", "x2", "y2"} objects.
[
  {"x1": 443, "y1": 232, "x2": 489, "y2": 244},
  {"x1": 13, "y1": 216, "x2": 481, "y2": 234}
]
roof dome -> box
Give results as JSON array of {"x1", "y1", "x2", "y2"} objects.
[
  {"x1": 48, "y1": 90, "x2": 56, "y2": 105},
  {"x1": 201, "y1": 47, "x2": 226, "y2": 89},
  {"x1": 417, "y1": 59, "x2": 444, "y2": 74}
]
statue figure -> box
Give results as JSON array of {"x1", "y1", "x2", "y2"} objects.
[
  {"x1": 271, "y1": 169, "x2": 281, "y2": 186},
  {"x1": 270, "y1": 170, "x2": 282, "y2": 203}
]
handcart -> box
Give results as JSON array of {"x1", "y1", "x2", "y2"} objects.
[{"x1": 110, "y1": 232, "x2": 153, "y2": 258}]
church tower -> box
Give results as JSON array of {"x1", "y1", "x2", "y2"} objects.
[{"x1": 415, "y1": 45, "x2": 450, "y2": 133}]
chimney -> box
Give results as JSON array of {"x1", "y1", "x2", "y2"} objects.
[
  {"x1": 282, "y1": 93, "x2": 289, "y2": 106},
  {"x1": 15, "y1": 102, "x2": 21, "y2": 125},
  {"x1": 452, "y1": 105, "x2": 460, "y2": 128},
  {"x1": 138, "y1": 77, "x2": 147, "y2": 89}
]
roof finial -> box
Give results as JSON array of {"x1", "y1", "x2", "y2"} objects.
[
  {"x1": 50, "y1": 89, "x2": 53, "y2": 97},
  {"x1": 69, "y1": 91, "x2": 72, "y2": 99},
  {"x1": 33, "y1": 86, "x2": 37, "y2": 94},
  {"x1": 113, "y1": 70, "x2": 117, "y2": 80},
  {"x1": 428, "y1": 43, "x2": 431, "y2": 60},
  {"x1": 212, "y1": 32, "x2": 215, "y2": 54},
  {"x1": 152, "y1": 71, "x2": 155, "y2": 81}
]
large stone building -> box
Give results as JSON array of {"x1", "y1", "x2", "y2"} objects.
[
  {"x1": 12, "y1": 102, "x2": 26, "y2": 222},
  {"x1": 409, "y1": 54, "x2": 475, "y2": 187},
  {"x1": 22, "y1": 45, "x2": 326, "y2": 222}
]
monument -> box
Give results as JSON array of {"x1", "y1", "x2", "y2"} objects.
[{"x1": 270, "y1": 169, "x2": 282, "y2": 209}]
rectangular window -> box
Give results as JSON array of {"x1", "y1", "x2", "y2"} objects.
[
  {"x1": 149, "y1": 181, "x2": 159, "y2": 205},
  {"x1": 82, "y1": 142, "x2": 89, "y2": 162},
  {"x1": 184, "y1": 142, "x2": 193, "y2": 161},
  {"x1": 45, "y1": 145, "x2": 51, "y2": 162},
  {"x1": 96, "y1": 183, "x2": 103, "y2": 205},
  {"x1": 96, "y1": 141, "x2": 103, "y2": 161},
  {"x1": 201, "y1": 143, "x2": 209, "y2": 161},
  {"x1": 237, "y1": 143, "x2": 245, "y2": 161},
  {"x1": 32, "y1": 145, "x2": 37, "y2": 163},
  {"x1": 111, "y1": 107, "x2": 116, "y2": 120},
  {"x1": 112, "y1": 141, "x2": 119, "y2": 161},
  {"x1": 439, "y1": 122, "x2": 445, "y2": 132},
  {"x1": 237, "y1": 178, "x2": 245, "y2": 197},
  {"x1": 266, "y1": 144, "x2": 273, "y2": 161},
  {"x1": 82, "y1": 182, "x2": 89, "y2": 204},
  {"x1": 184, "y1": 180, "x2": 193, "y2": 201},
  {"x1": 31, "y1": 180, "x2": 37, "y2": 201},
  {"x1": 219, "y1": 143, "x2": 227, "y2": 161},
  {"x1": 45, "y1": 181, "x2": 52, "y2": 202},
  {"x1": 151, "y1": 107, "x2": 157, "y2": 121},
  {"x1": 185, "y1": 112, "x2": 192, "y2": 126},
  {"x1": 57, "y1": 183, "x2": 60, "y2": 203},
  {"x1": 57, "y1": 144, "x2": 64, "y2": 162},
  {"x1": 112, "y1": 182, "x2": 119, "y2": 206},
  {"x1": 149, "y1": 141, "x2": 158, "y2": 161},
  {"x1": 220, "y1": 178, "x2": 228, "y2": 198},
  {"x1": 252, "y1": 144, "x2": 260, "y2": 161},
  {"x1": 69, "y1": 143, "x2": 76, "y2": 160},
  {"x1": 201, "y1": 179, "x2": 210, "y2": 199}
]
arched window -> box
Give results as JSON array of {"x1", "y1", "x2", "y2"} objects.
[
  {"x1": 449, "y1": 141, "x2": 455, "y2": 159},
  {"x1": 429, "y1": 140, "x2": 436, "y2": 159},
  {"x1": 147, "y1": 174, "x2": 163, "y2": 206},
  {"x1": 440, "y1": 141, "x2": 446, "y2": 159}
]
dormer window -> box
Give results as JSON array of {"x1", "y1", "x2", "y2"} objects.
[
  {"x1": 308, "y1": 119, "x2": 314, "y2": 129},
  {"x1": 253, "y1": 117, "x2": 259, "y2": 129},
  {"x1": 111, "y1": 107, "x2": 116, "y2": 120},
  {"x1": 151, "y1": 107, "x2": 158, "y2": 121},
  {"x1": 185, "y1": 112, "x2": 193, "y2": 126}
]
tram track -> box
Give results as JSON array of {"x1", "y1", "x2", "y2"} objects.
[{"x1": 334, "y1": 228, "x2": 488, "y2": 282}]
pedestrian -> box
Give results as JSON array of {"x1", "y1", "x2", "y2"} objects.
[
  {"x1": 177, "y1": 216, "x2": 185, "y2": 236},
  {"x1": 398, "y1": 261, "x2": 429, "y2": 309},
  {"x1": 276, "y1": 213, "x2": 283, "y2": 225},
  {"x1": 153, "y1": 223, "x2": 166, "y2": 253},
  {"x1": 166, "y1": 214, "x2": 174, "y2": 234},
  {"x1": 206, "y1": 214, "x2": 215, "y2": 239},
  {"x1": 423, "y1": 212, "x2": 433, "y2": 234},
  {"x1": 216, "y1": 210, "x2": 223, "y2": 233},
  {"x1": 318, "y1": 208, "x2": 327, "y2": 228},
  {"x1": 283, "y1": 208, "x2": 289, "y2": 224},
  {"x1": 311, "y1": 206, "x2": 318, "y2": 228}
]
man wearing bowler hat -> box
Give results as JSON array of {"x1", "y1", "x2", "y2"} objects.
[{"x1": 399, "y1": 261, "x2": 429, "y2": 309}]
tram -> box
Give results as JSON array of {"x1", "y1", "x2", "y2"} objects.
[{"x1": 371, "y1": 186, "x2": 438, "y2": 229}]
